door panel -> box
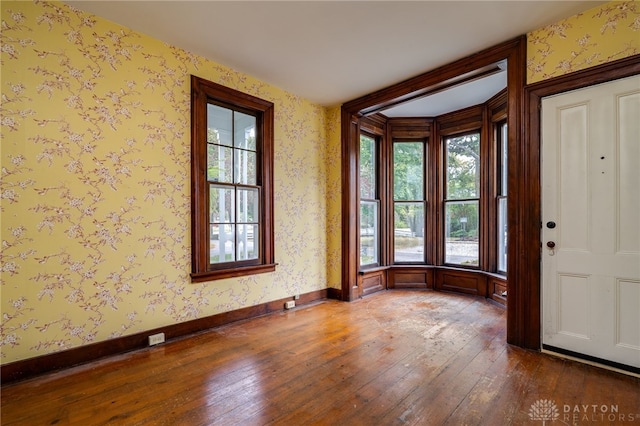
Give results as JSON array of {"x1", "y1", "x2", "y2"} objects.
[
  {"x1": 619, "y1": 91, "x2": 640, "y2": 254},
  {"x1": 617, "y1": 279, "x2": 640, "y2": 349},
  {"x1": 557, "y1": 274, "x2": 590, "y2": 339},
  {"x1": 542, "y1": 74, "x2": 640, "y2": 369},
  {"x1": 558, "y1": 104, "x2": 589, "y2": 250}
]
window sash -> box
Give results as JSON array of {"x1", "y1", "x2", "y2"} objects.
[
  {"x1": 360, "y1": 200, "x2": 379, "y2": 266},
  {"x1": 444, "y1": 200, "x2": 479, "y2": 266},
  {"x1": 499, "y1": 123, "x2": 508, "y2": 196},
  {"x1": 394, "y1": 202, "x2": 425, "y2": 263},
  {"x1": 393, "y1": 141, "x2": 424, "y2": 201},
  {"x1": 497, "y1": 196, "x2": 507, "y2": 273},
  {"x1": 207, "y1": 103, "x2": 260, "y2": 268},
  {"x1": 360, "y1": 134, "x2": 376, "y2": 200},
  {"x1": 208, "y1": 184, "x2": 261, "y2": 266},
  {"x1": 445, "y1": 133, "x2": 480, "y2": 200}
]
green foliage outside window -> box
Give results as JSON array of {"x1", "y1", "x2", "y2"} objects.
[
  {"x1": 445, "y1": 133, "x2": 480, "y2": 265},
  {"x1": 360, "y1": 134, "x2": 378, "y2": 266},
  {"x1": 446, "y1": 134, "x2": 480, "y2": 200},
  {"x1": 394, "y1": 142, "x2": 424, "y2": 236}
]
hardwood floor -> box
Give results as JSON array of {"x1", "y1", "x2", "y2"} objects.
[{"x1": 2, "y1": 290, "x2": 639, "y2": 425}]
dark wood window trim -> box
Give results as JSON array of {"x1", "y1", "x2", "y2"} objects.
[
  {"x1": 390, "y1": 136, "x2": 429, "y2": 265},
  {"x1": 359, "y1": 130, "x2": 382, "y2": 269},
  {"x1": 190, "y1": 75, "x2": 276, "y2": 282},
  {"x1": 520, "y1": 54, "x2": 640, "y2": 349},
  {"x1": 492, "y1": 119, "x2": 508, "y2": 275},
  {"x1": 441, "y1": 129, "x2": 482, "y2": 269},
  {"x1": 359, "y1": 115, "x2": 387, "y2": 272},
  {"x1": 341, "y1": 111, "x2": 360, "y2": 299},
  {"x1": 437, "y1": 105, "x2": 484, "y2": 137},
  {"x1": 438, "y1": 105, "x2": 484, "y2": 270},
  {"x1": 385, "y1": 117, "x2": 436, "y2": 265},
  {"x1": 341, "y1": 37, "x2": 526, "y2": 346},
  {"x1": 487, "y1": 90, "x2": 508, "y2": 275}
]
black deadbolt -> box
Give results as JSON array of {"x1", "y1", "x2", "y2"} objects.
[{"x1": 546, "y1": 221, "x2": 556, "y2": 229}]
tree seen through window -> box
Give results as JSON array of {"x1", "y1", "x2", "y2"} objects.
[{"x1": 445, "y1": 133, "x2": 480, "y2": 266}]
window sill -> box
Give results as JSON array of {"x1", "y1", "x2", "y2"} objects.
[
  {"x1": 191, "y1": 263, "x2": 277, "y2": 283},
  {"x1": 359, "y1": 265, "x2": 387, "y2": 275},
  {"x1": 484, "y1": 271, "x2": 507, "y2": 281},
  {"x1": 442, "y1": 263, "x2": 480, "y2": 270}
]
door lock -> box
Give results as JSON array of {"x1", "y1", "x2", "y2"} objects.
[{"x1": 546, "y1": 241, "x2": 555, "y2": 256}]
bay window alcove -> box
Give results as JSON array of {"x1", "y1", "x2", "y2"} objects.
[
  {"x1": 352, "y1": 99, "x2": 508, "y2": 300},
  {"x1": 341, "y1": 37, "x2": 533, "y2": 349}
]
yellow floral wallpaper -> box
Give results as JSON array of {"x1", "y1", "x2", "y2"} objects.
[
  {"x1": 528, "y1": 0, "x2": 639, "y2": 83},
  {"x1": 1, "y1": 0, "x2": 342, "y2": 364},
  {"x1": 2, "y1": 0, "x2": 635, "y2": 366},
  {"x1": 324, "y1": 105, "x2": 342, "y2": 291}
]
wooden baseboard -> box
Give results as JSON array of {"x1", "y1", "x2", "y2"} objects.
[
  {"x1": 327, "y1": 287, "x2": 342, "y2": 300},
  {"x1": 1, "y1": 289, "x2": 328, "y2": 384}
]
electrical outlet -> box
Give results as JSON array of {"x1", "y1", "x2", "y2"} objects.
[
  {"x1": 148, "y1": 332, "x2": 165, "y2": 346},
  {"x1": 285, "y1": 300, "x2": 295, "y2": 310},
  {"x1": 294, "y1": 294, "x2": 300, "y2": 300}
]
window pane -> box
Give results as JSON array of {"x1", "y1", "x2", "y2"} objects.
[
  {"x1": 445, "y1": 200, "x2": 479, "y2": 266},
  {"x1": 498, "y1": 197, "x2": 507, "y2": 272},
  {"x1": 207, "y1": 144, "x2": 233, "y2": 183},
  {"x1": 446, "y1": 133, "x2": 480, "y2": 199},
  {"x1": 210, "y1": 224, "x2": 235, "y2": 264},
  {"x1": 394, "y1": 142, "x2": 423, "y2": 200},
  {"x1": 360, "y1": 134, "x2": 376, "y2": 200},
  {"x1": 235, "y1": 149, "x2": 256, "y2": 185},
  {"x1": 210, "y1": 185, "x2": 234, "y2": 223},
  {"x1": 234, "y1": 112, "x2": 256, "y2": 151},
  {"x1": 207, "y1": 104, "x2": 232, "y2": 147},
  {"x1": 394, "y1": 202, "x2": 424, "y2": 262},
  {"x1": 237, "y1": 224, "x2": 258, "y2": 260},
  {"x1": 360, "y1": 201, "x2": 378, "y2": 265},
  {"x1": 237, "y1": 188, "x2": 259, "y2": 223},
  {"x1": 498, "y1": 123, "x2": 509, "y2": 195}
]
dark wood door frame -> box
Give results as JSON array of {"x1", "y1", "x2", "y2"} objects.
[
  {"x1": 521, "y1": 54, "x2": 640, "y2": 349},
  {"x1": 341, "y1": 36, "x2": 530, "y2": 346}
]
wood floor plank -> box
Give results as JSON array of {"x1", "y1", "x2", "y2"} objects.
[
  {"x1": 464, "y1": 346, "x2": 543, "y2": 425},
  {"x1": 1, "y1": 290, "x2": 638, "y2": 426},
  {"x1": 328, "y1": 309, "x2": 495, "y2": 423}
]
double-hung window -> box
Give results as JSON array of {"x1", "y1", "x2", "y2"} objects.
[
  {"x1": 359, "y1": 133, "x2": 379, "y2": 267},
  {"x1": 190, "y1": 76, "x2": 275, "y2": 281},
  {"x1": 444, "y1": 132, "x2": 480, "y2": 266},
  {"x1": 496, "y1": 122, "x2": 508, "y2": 273},
  {"x1": 393, "y1": 140, "x2": 426, "y2": 263}
]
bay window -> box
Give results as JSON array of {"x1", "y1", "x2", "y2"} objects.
[{"x1": 346, "y1": 90, "x2": 510, "y2": 301}]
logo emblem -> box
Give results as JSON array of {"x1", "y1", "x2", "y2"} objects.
[{"x1": 529, "y1": 399, "x2": 559, "y2": 424}]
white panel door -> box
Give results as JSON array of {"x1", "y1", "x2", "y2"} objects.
[{"x1": 542, "y1": 74, "x2": 640, "y2": 369}]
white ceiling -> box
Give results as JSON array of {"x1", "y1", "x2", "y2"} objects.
[
  {"x1": 381, "y1": 67, "x2": 507, "y2": 117},
  {"x1": 66, "y1": 1, "x2": 604, "y2": 115}
]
